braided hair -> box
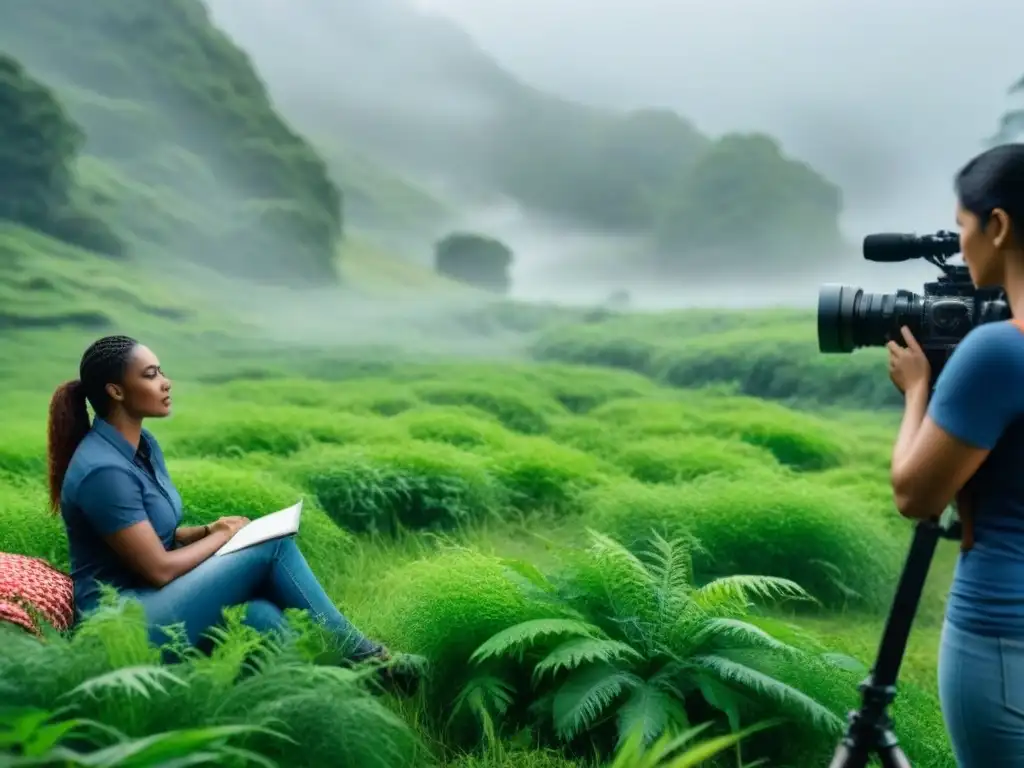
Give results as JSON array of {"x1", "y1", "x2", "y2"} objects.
[{"x1": 47, "y1": 335, "x2": 138, "y2": 512}]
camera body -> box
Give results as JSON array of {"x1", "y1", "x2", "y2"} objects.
[{"x1": 818, "y1": 230, "x2": 1011, "y2": 366}]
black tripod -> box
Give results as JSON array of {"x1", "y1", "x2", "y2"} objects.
[{"x1": 830, "y1": 352, "x2": 960, "y2": 768}]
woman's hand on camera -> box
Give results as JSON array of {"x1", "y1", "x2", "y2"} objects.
[
  {"x1": 887, "y1": 325, "x2": 931, "y2": 395},
  {"x1": 210, "y1": 516, "x2": 249, "y2": 538}
]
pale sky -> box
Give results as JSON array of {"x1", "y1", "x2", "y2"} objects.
[{"x1": 411, "y1": 0, "x2": 1024, "y2": 234}]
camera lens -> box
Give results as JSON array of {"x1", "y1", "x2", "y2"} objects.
[
  {"x1": 818, "y1": 285, "x2": 920, "y2": 352},
  {"x1": 817, "y1": 284, "x2": 860, "y2": 353}
]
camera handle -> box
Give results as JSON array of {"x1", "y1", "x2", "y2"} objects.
[{"x1": 828, "y1": 511, "x2": 958, "y2": 768}]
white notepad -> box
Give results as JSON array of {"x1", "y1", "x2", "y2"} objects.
[{"x1": 214, "y1": 499, "x2": 303, "y2": 556}]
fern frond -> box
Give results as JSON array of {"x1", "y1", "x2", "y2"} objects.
[
  {"x1": 532, "y1": 637, "x2": 642, "y2": 684},
  {"x1": 585, "y1": 529, "x2": 653, "y2": 585},
  {"x1": 689, "y1": 618, "x2": 803, "y2": 657},
  {"x1": 694, "y1": 575, "x2": 813, "y2": 612},
  {"x1": 450, "y1": 674, "x2": 516, "y2": 732},
  {"x1": 614, "y1": 679, "x2": 690, "y2": 748},
  {"x1": 61, "y1": 665, "x2": 187, "y2": 702},
  {"x1": 470, "y1": 618, "x2": 600, "y2": 664},
  {"x1": 641, "y1": 532, "x2": 696, "y2": 601},
  {"x1": 552, "y1": 662, "x2": 642, "y2": 742},
  {"x1": 690, "y1": 654, "x2": 842, "y2": 733}
]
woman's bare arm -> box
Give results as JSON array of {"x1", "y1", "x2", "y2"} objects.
[
  {"x1": 173, "y1": 525, "x2": 209, "y2": 547},
  {"x1": 105, "y1": 521, "x2": 236, "y2": 587}
]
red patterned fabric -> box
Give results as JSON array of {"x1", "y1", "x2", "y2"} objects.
[{"x1": 0, "y1": 553, "x2": 75, "y2": 636}]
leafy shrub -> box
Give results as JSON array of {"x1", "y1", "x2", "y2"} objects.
[
  {"x1": 517, "y1": 364, "x2": 658, "y2": 414},
  {"x1": 393, "y1": 405, "x2": 512, "y2": 450},
  {"x1": 412, "y1": 382, "x2": 560, "y2": 435},
  {"x1": 589, "y1": 395, "x2": 846, "y2": 471},
  {"x1": 0, "y1": 705, "x2": 276, "y2": 766},
  {"x1": 485, "y1": 437, "x2": 612, "y2": 515},
  {"x1": 169, "y1": 458, "x2": 306, "y2": 522},
  {"x1": 453, "y1": 532, "x2": 842, "y2": 763},
  {"x1": 547, "y1": 416, "x2": 626, "y2": 457},
  {"x1": 371, "y1": 549, "x2": 564, "y2": 711},
  {"x1": 530, "y1": 313, "x2": 899, "y2": 409},
  {"x1": 434, "y1": 231, "x2": 513, "y2": 293},
  {"x1": 690, "y1": 400, "x2": 846, "y2": 472},
  {"x1": 212, "y1": 377, "x2": 361, "y2": 409},
  {"x1": 613, "y1": 435, "x2": 778, "y2": 484},
  {"x1": 584, "y1": 477, "x2": 906, "y2": 612},
  {"x1": 586, "y1": 398, "x2": 706, "y2": 440},
  {"x1": 0, "y1": 598, "x2": 424, "y2": 767},
  {"x1": 285, "y1": 443, "x2": 506, "y2": 534},
  {"x1": 156, "y1": 404, "x2": 403, "y2": 459}
]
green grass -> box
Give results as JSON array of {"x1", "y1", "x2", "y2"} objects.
[
  {"x1": 529, "y1": 308, "x2": 902, "y2": 410},
  {"x1": 0, "y1": 226, "x2": 955, "y2": 766}
]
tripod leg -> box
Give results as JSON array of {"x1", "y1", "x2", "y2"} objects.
[
  {"x1": 830, "y1": 520, "x2": 942, "y2": 767},
  {"x1": 878, "y1": 744, "x2": 913, "y2": 768},
  {"x1": 828, "y1": 742, "x2": 869, "y2": 768}
]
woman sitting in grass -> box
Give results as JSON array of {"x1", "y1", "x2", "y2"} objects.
[
  {"x1": 887, "y1": 143, "x2": 1024, "y2": 767},
  {"x1": 46, "y1": 335, "x2": 390, "y2": 665}
]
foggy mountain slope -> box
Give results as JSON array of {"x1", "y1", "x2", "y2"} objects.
[
  {"x1": 414, "y1": 0, "x2": 1024, "y2": 239},
  {"x1": 0, "y1": 0, "x2": 450, "y2": 282},
  {"x1": 0, "y1": 0, "x2": 344, "y2": 284},
  {"x1": 204, "y1": 0, "x2": 849, "y2": 283}
]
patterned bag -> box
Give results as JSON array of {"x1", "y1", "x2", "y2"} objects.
[{"x1": 0, "y1": 553, "x2": 75, "y2": 636}]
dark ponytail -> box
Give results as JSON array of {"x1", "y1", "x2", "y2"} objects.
[
  {"x1": 46, "y1": 335, "x2": 139, "y2": 514},
  {"x1": 47, "y1": 379, "x2": 91, "y2": 513}
]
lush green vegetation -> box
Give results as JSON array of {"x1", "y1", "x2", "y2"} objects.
[
  {"x1": 0, "y1": 0, "x2": 343, "y2": 283},
  {"x1": 206, "y1": 2, "x2": 846, "y2": 271},
  {"x1": 434, "y1": 232, "x2": 514, "y2": 293},
  {"x1": 529, "y1": 308, "x2": 901, "y2": 410},
  {"x1": 0, "y1": 54, "x2": 123, "y2": 258},
  {"x1": 0, "y1": 3, "x2": 957, "y2": 765},
  {"x1": 0, "y1": 226, "x2": 957, "y2": 766}
]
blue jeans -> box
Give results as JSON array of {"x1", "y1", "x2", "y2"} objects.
[
  {"x1": 124, "y1": 536, "x2": 382, "y2": 661},
  {"x1": 938, "y1": 618, "x2": 1024, "y2": 766}
]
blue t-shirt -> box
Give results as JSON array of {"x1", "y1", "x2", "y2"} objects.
[
  {"x1": 929, "y1": 320, "x2": 1024, "y2": 637},
  {"x1": 60, "y1": 417, "x2": 184, "y2": 616}
]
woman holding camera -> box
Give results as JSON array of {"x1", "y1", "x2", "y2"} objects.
[{"x1": 889, "y1": 142, "x2": 1024, "y2": 766}]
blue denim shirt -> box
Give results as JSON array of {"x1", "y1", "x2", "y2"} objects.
[
  {"x1": 929, "y1": 321, "x2": 1024, "y2": 637},
  {"x1": 60, "y1": 417, "x2": 183, "y2": 616}
]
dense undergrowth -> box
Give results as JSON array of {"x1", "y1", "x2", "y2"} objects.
[{"x1": 0, "y1": 341, "x2": 958, "y2": 766}]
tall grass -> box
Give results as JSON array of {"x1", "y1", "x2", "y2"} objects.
[{"x1": 0, "y1": 311, "x2": 953, "y2": 765}]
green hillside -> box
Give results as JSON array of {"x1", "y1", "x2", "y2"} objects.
[{"x1": 0, "y1": 0, "x2": 346, "y2": 283}]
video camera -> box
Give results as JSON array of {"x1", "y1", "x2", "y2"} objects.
[
  {"x1": 817, "y1": 231, "x2": 1011, "y2": 363},
  {"x1": 818, "y1": 229, "x2": 1012, "y2": 768}
]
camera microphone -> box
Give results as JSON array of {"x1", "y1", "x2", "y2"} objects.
[
  {"x1": 863, "y1": 234, "x2": 923, "y2": 262},
  {"x1": 863, "y1": 231, "x2": 960, "y2": 262}
]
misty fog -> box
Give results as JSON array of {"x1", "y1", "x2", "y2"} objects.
[{"x1": 204, "y1": 0, "x2": 1021, "y2": 308}]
